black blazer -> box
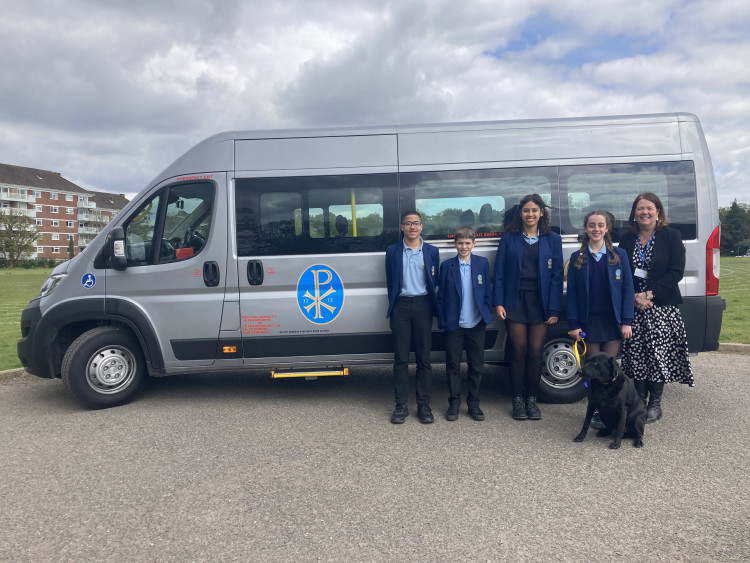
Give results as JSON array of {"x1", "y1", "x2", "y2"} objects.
[{"x1": 619, "y1": 227, "x2": 685, "y2": 306}]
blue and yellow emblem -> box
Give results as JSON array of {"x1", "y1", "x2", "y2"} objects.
[{"x1": 297, "y1": 264, "x2": 345, "y2": 325}]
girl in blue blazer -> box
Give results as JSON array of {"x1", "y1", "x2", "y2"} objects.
[
  {"x1": 567, "y1": 210, "x2": 634, "y2": 357},
  {"x1": 492, "y1": 194, "x2": 563, "y2": 420},
  {"x1": 567, "y1": 210, "x2": 635, "y2": 430}
]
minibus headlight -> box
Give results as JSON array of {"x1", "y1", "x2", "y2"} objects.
[{"x1": 39, "y1": 273, "x2": 68, "y2": 298}]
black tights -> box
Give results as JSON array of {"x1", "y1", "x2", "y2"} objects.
[
  {"x1": 506, "y1": 320, "x2": 548, "y2": 398},
  {"x1": 585, "y1": 340, "x2": 621, "y2": 359}
]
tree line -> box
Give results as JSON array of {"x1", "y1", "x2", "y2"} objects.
[{"x1": 720, "y1": 200, "x2": 750, "y2": 256}]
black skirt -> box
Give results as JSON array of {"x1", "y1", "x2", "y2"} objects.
[
  {"x1": 506, "y1": 290, "x2": 546, "y2": 325},
  {"x1": 581, "y1": 312, "x2": 622, "y2": 343}
]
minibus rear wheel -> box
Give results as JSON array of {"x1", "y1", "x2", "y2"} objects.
[
  {"x1": 537, "y1": 337, "x2": 587, "y2": 403},
  {"x1": 62, "y1": 327, "x2": 146, "y2": 409}
]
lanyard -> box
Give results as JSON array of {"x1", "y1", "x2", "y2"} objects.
[{"x1": 637, "y1": 235, "x2": 653, "y2": 266}]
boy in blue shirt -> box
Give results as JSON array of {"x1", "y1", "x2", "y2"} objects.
[
  {"x1": 437, "y1": 226, "x2": 494, "y2": 421},
  {"x1": 385, "y1": 211, "x2": 440, "y2": 424}
]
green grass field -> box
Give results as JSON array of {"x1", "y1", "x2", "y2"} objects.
[
  {"x1": 1, "y1": 269, "x2": 50, "y2": 371},
  {"x1": 0, "y1": 258, "x2": 748, "y2": 371},
  {"x1": 717, "y1": 256, "x2": 750, "y2": 343}
]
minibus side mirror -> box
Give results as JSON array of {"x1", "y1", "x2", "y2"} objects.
[{"x1": 110, "y1": 226, "x2": 128, "y2": 271}]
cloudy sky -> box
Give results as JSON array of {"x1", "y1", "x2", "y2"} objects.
[{"x1": 1, "y1": 0, "x2": 749, "y2": 206}]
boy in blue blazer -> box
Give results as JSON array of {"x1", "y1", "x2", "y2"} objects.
[
  {"x1": 438, "y1": 227, "x2": 494, "y2": 421},
  {"x1": 385, "y1": 211, "x2": 440, "y2": 424}
]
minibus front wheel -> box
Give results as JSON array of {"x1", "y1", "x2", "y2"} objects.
[
  {"x1": 538, "y1": 337, "x2": 587, "y2": 403},
  {"x1": 61, "y1": 326, "x2": 146, "y2": 409}
]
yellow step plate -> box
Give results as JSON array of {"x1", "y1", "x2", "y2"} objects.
[{"x1": 270, "y1": 367, "x2": 349, "y2": 379}]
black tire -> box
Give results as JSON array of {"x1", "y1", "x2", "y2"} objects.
[
  {"x1": 537, "y1": 337, "x2": 587, "y2": 403},
  {"x1": 61, "y1": 327, "x2": 146, "y2": 409}
]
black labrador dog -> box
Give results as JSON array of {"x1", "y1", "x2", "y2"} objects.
[{"x1": 574, "y1": 352, "x2": 646, "y2": 449}]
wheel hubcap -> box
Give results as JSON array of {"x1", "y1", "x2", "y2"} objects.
[
  {"x1": 86, "y1": 346, "x2": 136, "y2": 394},
  {"x1": 541, "y1": 340, "x2": 581, "y2": 389}
]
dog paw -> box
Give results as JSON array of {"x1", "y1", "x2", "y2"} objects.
[
  {"x1": 633, "y1": 439, "x2": 644, "y2": 448},
  {"x1": 608, "y1": 441, "x2": 621, "y2": 449},
  {"x1": 573, "y1": 434, "x2": 586, "y2": 442}
]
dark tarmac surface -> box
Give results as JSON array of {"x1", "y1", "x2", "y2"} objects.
[{"x1": 1, "y1": 352, "x2": 748, "y2": 561}]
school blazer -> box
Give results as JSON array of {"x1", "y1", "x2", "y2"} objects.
[
  {"x1": 385, "y1": 240, "x2": 440, "y2": 318},
  {"x1": 619, "y1": 227, "x2": 685, "y2": 306},
  {"x1": 492, "y1": 231, "x2": 564, "y2": 318},
  {"x1": 437, "y1": 255, "x2": 494, "y2": 331},
  {"x1": 566, "y1": 247, "x2": 635, "y2": 330}
]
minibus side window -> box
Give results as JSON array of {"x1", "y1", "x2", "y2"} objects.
[
  {"x1": 236, "y1": 174, "x2": 398, "y2": 256},
  {"x1": 124, "y1": 193, "x2": 161, "y2": 266},
  {"x1": 402, "y1": 168, "x2": 555, "y2": 240},
  {"x1": 159, "y1": 183, "x2": 214, "y2": 262},
  {"x1": 559, "y1": 162, "x2": 697, "y2": 241},
  {"x1": 123, "y1": 182, "x2": 214, "y2": 266}
]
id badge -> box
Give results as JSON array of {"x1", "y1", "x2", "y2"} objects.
[{"x1": 634, "y1": 268, "x2": 648, "y2": 279}]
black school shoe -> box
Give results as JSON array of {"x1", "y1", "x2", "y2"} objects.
[
  {"x1": 417, "y1": 404, "x2": 434, "y2": 424},
  {"x1": 445, "y1": 405, "x2": 460, "y2": 421},
  {"x1": 391, "y1": 403, "x2": 408, "y2": 424},
  {"x1": 526, "y1": 396, "x2": 542, "y2": 420},
  {"x1": 468, "y1": 406, "x2": 485, "y2": 421},
  {"x1": 512, "y1": 396, "x2": 528, "y2": 420}
]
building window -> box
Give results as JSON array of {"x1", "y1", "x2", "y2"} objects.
[
  {"x1": 34, "y1": 191, "x2": 41, "y2": 198},
  {"x1": 35, "y1": 205, "x2": 42, "y2": 212},
  {"x1": 36, "y1": 219, "x2": 43, "y2": 226},
  {"x1": 66, "y1": 221, "x2": 74, "y2": 227},
  {"x1": 66, "y1": 194, "x2": 73, "y2": 201},
  {"x1": 79, "y1": 196, "x2": 88, "y2": 205},
  {"x1": 50, "y1": 192, "x2": 58, "y2": 200},
  {"x1": 52, "y1": 247, "x2": 60, "y2": 253},
  {"x1": 52, "y1": 233, "x2": 59, "y2": 240},
  {"x1": 52, "y1": 220, "x2": 59, "y2": 227},
  {"x1": 68, "y1": 234, "x2": 75, "y2": 240},
  {"x1": 37, "y1": 246, "x2": 44, "y2": 253},
  {"x1": 67, "y1": 207, "x2": 74, "y2": 214},
  {"x1": 51, "y1": 206, "x2": 59, "y2": 213}
]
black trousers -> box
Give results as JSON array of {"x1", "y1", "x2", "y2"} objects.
[
  {"x1": 445, "y1": 322, "x2": 486, "y2": 407},
  {"x1": 390, "y1": 295, "x2": 433, "y2": 406}
]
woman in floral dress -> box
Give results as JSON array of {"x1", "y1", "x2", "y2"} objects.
[{"x1": 620, "y1": 192, "x2": 694, "y2": 423}]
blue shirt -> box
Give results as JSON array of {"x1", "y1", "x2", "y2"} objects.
[
  {"x1": 459, "y1": 258, "x2": 482, "y2": 328},
  {"x1": 588, "y1": 244, "x2": 606, "y2": 262},
  {"x1": 400, "y1": 240, "x2": 428, "y2": 296},
  {"x1": 523, "y1": 231, "x2": 539, "y2": 245}
]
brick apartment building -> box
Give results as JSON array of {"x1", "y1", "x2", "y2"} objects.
[{"x1": 0, "y1": 163, "x2": 129, "y2": 261}]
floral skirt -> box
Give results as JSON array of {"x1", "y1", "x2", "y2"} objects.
[{"x1": 621, "y1": 305, "x2": 695, "y2": 386}]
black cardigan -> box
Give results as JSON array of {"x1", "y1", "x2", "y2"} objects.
[{"x1": 619, "y1": 227, "x2": 685, "y2": 307}]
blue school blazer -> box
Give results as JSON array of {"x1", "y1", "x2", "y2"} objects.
[
  {"x1": 385, "y1": 240, "x2": 440, "y2": 318},
  {"x1": 437, "y1": 254, "x2": 494, "y2": 331},
  {"x1": 566, "y1": 246, "x2": 635, "y2": 330},
  {"x1": 491, "y1": 231, "x2": 564, "y2": 319}
]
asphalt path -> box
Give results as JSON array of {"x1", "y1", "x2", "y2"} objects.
[{"x1": 1, "y1": 352, "x2": 748, "y2": 562}]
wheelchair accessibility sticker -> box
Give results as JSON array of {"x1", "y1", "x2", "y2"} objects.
[
  {"x1": 297, "y1": 265, "x2": 344, "y2": 325},
  {"x1": 81, "y1": 273, "x2": 96, "y2": 289}
]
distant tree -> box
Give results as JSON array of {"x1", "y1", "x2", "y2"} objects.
[
  {"x1": 720, "y1": 200, "x2": 750, "y2": 256},
  {"x1": 0, "y1": 212, "x2": 38, "y2": 268},
  {"x1": 68, "y1": 237, "x2": 75, "y2": 259}
]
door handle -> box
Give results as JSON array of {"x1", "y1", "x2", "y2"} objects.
[
  {"x1": 247, "y1": 260, "x2": 264, "y2": 286},
  {"x1": 203, "y1": 261, "x2": 220, "y2": 287}
]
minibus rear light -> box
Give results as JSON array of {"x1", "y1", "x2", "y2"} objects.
[{"x1": 706, "y1": 225, "x2": 720, "y2": 296}]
